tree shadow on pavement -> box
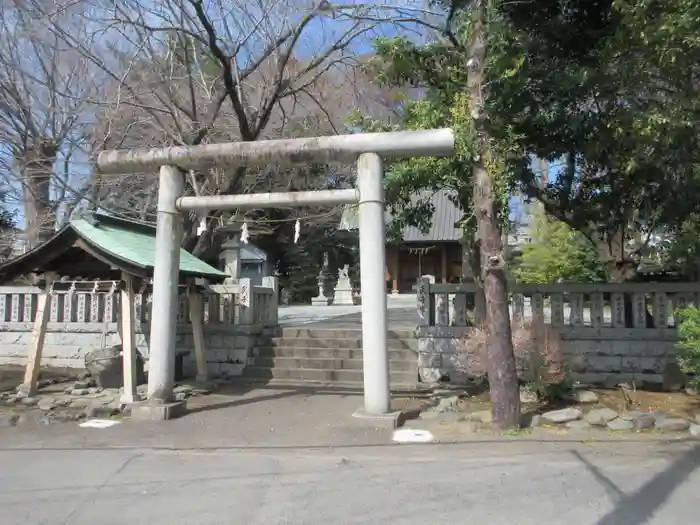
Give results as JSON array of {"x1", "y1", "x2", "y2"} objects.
[{"x1": 572, "y1": 445, "x2": 700, "y2": 525}]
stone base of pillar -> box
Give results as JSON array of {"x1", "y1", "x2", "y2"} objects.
[
  {"x1": 311, "y1": 296, "x2": 330, "y2": 306},
  {"x1": 391, "y1": 289, "x2": 400, "y2": 294},
  {"x1": 352, "y1": 407, "x2": 406, "y2": 429},
  {"x1": 129, "y1": 400, "x2": 187, "y2": 421}
]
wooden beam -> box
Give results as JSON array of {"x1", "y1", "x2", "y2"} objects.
[
  {"x1": 441, "y1": 243, "x2": 448, "y2": 284},
  {"x1": 188, "y1": 285, "x2": 208, "y2": 382},
  {"x1": 19, "y1": 274, "x2": 56, "y2": 397},
  {"x1": 120, "y1": 272, "x2": 138, "y2": 404},
  {"x1": 390, "y1": 246, "x2": 399, "y2": 294}
]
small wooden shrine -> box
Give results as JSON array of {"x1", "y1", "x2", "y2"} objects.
[{"x1": 0, "y1": 213, "x2": 227, "y2": 399}]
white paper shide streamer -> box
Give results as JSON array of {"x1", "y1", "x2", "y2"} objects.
[
  {"x1": 241, "y1": 221, "x2": 249, "y2": 244},
  {"x1": 196, "y1": 216, "x2": 207, "y2": 236},
  {"x1": 294, "y1": 219, "x2": 300, "y2": 244}
]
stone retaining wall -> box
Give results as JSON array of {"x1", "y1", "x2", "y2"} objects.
[
  {"x1": 418, "y1": 326, "x2": 680, "y2": 386},
  {"x1": 0, "y1": 321, "x2": 263, "y2": 377}
]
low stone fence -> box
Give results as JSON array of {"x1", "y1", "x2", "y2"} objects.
[
  {"x1": 0, "y1": 277, "x2": 279, "y2": 376},
  {"x1": 416, "y1": 278, "x2": 700, "y2": 386}
]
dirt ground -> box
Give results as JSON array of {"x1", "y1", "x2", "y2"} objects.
[{"x1": 393, "y1": 386, "x2": 700, "y2": 421}]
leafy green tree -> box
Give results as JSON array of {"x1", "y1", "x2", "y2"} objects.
[
  {"x1": 489, "y1": 0, "x2": 700, "y2": 281},
  {"x1": 513, "y1": 206, "x2": 605, "y2": 284},
  {"x1": 363, "y1": 1, "x2": 700, "y2": 284}
]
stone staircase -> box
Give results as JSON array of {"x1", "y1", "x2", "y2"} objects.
[{"x1": 238, "y1": 327, "x2": 419, "y2": 390}]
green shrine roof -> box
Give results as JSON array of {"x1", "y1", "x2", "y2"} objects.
[{"x1": 0, "y1": 213, "x2": 227, "y2": 283}]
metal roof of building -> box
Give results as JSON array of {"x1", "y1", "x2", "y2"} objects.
[
  {"x1": 339, "y1": 189, "x2": 463, "y2": 242},
  {"x1": 0, "y1": 213, "x2": 228, "y2": 283}
]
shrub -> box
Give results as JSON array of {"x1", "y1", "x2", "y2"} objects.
[
  {"x1": 452, "y1": 320, "x2": 571, "y2": 402},
  {"x1": 676, "y1": 306, "x2": 700, "y2": 389}
]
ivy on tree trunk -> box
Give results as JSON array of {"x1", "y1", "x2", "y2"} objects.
[{"x1": 466, "y1": 0, "x2": 521, "y2": 430}]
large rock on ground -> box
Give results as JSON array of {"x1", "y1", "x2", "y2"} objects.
[
  {"x1": 632, "y1": 413, "x2": 656, "y2": 430},
  {"x1": 585, "y1": 408, "x2": 618, "y2": 426},
  {"x1": 690, "y1": 424, "x2": 700, "y2": 437},
  {"x1": 607, "y1": 418, "x2": 634, "y2": 431},
  {"x1": 541, "y1": 408, "x2": 582, "y2": 424},
  {"x1": 565, "y1": 420, "x2": 592, "y2": 431},
  {"x1": 655, "y1": 418, "x2": 691, "y2": 432},
  {"x1": 572, "y1": 390, "x2": 599, "y2": 404}
]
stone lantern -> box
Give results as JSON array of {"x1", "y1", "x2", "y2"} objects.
[{"x1": 216, "y1": 219, "x2": 243, "y2": 284}]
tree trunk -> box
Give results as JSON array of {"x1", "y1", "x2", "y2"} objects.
[
  {"x1": 468, "y1": 0, "x2": 521, "y2": 430},
  {"x1": 21, "y1": 139, "x2": 58, "y2": 250}
]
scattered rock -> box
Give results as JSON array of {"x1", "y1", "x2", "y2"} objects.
[
  {"x1": 434, "y1": 396, "x2": 460, "y2": 413},
  {"x1": 607, "y1": 418, "x2": 634, "y2": 431},
  {"x1": 655, "y1": 418, "x2": 691, "y2": 432},
  {"x1": 71, "y1": 389, "x2": 90, "y2": 396},
  {"x1": 37, "y1": 397, "x2": 55, "y2": 411},
  {"x1": 585, "y1": 408, "x2": 618, "y2": 426},
  {"x1": 69, "y1": 398, "x2": 92, "y2": 408},
  {"x1": 690, "y1": 425, "x2": 700, "y2": 438},
  {"x1": 541, "y1": 408, "x2": 582, "y2": 424},
  {"x1": 633, "y1": 413, "x2": 656, "y2": 430},
  {"x1": 53, "y1": 397, "x2": 73, "y2": 408},
  {"x1": 136, "y1": 384, "x2": 148, "y2": 395},
  {"x1": 662, "y1": 362, "x2": 686, "y2": 392},
  {"x1": 572, "y1": 390, "x2": 599, "y2": 404},
  {"x1": 519, "y1": 386, "x2": 538, "y2": 404},
  {"x1": 174, "y1": 392, "x2": 188, "y2": 402},
  {"x1": 73, "y1": 380, "x2": 95, "y2": 390},
  {"x1": 467, "y1": 410, "x2": 493, "y2": 424},
  {"x1": 20, "y1": 397, "x2": 38, "y2": 406},
  {"x1": 620, "y1": 411, "x2": 644, "y2": 421},
  {"x1": 96, "y1": 388, "x2": 119, "y2": 398},
  {"x1": 191, "y1": 388, "x2": 211, "y2": 396},
  {"x1": 0, "y1": 414, "x2": 19, "y2": 428},
  {"x1": 173, "y1": 384, "x2": 194, "y2": 395},
  {"x1": 566, "y1": 420, "x2": 592, "y2": 431},
  {"x1": 88, "y1": 387, "x2": 104, "y2": 395},
  {"x1": 84, "y1": 403, "x2": 119, "y2": 419},
  {"x1": 686, "y1": 387, "x2": 698, "y2": 396}
]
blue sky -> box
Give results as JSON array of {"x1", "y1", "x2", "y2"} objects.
[{"x1": 3, "y1": 1, "x2": 555, "y2": 233}]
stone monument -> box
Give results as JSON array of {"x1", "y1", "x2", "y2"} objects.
[
  {"x1": 333, "y1": 264, "x2": 354, "y2": 306},
  {"x1": 311, "y1": 254, "x2": 331, "y2": 306}
]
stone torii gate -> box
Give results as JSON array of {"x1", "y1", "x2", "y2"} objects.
[{"x1": 96, "y1": 129, "x2": 455, "y2": 422}]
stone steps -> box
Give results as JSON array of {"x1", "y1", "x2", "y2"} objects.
[
  {"x1": 254, "y1": 346, "x2": 415, "y2": 360},
  {"x1": 241, "y1": 366, "x2": 418, "y2": 385},
  {"x1": 230, "y1": 327, "x2": 420, "y2": 390},
  {"x1": 272, "y1": 328, "x2": 415, "y2": 340},
  {"x1": 250, "y1": 356, "x2": 416, "y2": 372},
  {"x1": 257, "y1": 337, "x2": 418, "y2": 351}
]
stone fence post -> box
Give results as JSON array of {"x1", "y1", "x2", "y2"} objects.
[{"x1": 262, "y1": 276, "x2": 279, "y2": 326}]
